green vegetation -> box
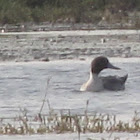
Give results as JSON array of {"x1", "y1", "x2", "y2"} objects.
[{"x1": 0, "y1": 0, "x2": 140, "y2": 24}]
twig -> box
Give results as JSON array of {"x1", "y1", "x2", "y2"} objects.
[
  {"x1": 39, "y1": 77, "x2": 51, "y2": 114},
  {"x1": 74, "y1": 115, "x2": 81, "y2": 140},
  {"x1": 85, "y1": 100, "x2": 89, "y2": 117},
  {"x1": 47, "y1": 99, "x2": 51, "y2": 111}
]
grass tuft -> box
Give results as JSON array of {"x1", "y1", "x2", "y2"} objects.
[{"x1": 0, "y1": 110, "x2": 140, "y2": 135}]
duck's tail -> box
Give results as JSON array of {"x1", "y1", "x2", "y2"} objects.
[{"x1": 121, "y1": 74, "x2": 128, "y2": 83}]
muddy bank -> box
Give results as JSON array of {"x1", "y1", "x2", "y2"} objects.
[
  {"x1": 0, "y1": 30, "x2": 140, "y2": 62},
  {"x1": 0, "y1": 22, "x2": 135, "y2": 33}
]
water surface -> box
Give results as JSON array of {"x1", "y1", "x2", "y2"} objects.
[{"x1": 0, "y1": 58, "x2": 140, "y2": 120}]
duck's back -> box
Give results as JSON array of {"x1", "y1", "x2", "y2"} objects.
[{"x1": 101, "y1": 74, "x2": 128, "y2": 90}]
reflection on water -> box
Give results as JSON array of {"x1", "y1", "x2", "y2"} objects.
[{"x1": 0, "y1": 59, "x2": 140, "y2": 118}]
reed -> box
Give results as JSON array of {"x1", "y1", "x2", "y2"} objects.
[{"x1": 0, "y1": 109, "x2": 140, "y2": 135}]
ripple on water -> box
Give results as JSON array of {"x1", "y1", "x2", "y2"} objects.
[{"x1": 0, "y1": 59, "x2": 140, "y2": 118}]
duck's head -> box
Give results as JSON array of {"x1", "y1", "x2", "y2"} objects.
[{"x1": 91, "y1": 56, "x2": 120, "y2": 74}]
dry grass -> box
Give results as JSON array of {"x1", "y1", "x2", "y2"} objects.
[{"x1": 0, "y1": 110, "x2": 140, "y2": 135}]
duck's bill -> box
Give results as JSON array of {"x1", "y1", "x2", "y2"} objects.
[{"x1": 107, "y1": 62, "x2": 120, "y2": 69}]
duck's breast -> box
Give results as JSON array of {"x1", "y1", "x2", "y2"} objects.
[{"x1": 80, "y1": 73, "x2": 104, "y2": 92}]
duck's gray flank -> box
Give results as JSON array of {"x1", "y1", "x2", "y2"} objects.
[{"x1": 101, "y1": 74, "x2": 128, "y2": 91}]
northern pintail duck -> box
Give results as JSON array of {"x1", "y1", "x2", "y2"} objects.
[{"x1": 80, "y1": 56, "x2": 128, "y2": 92}]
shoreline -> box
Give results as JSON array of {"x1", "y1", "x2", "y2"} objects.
[
  {"x1": 0, "y1": 57, "x2": 140, "y2": 64},
  {"x1": 0, "y1": 29, "x2": 140, "y2": 36},
  {"x1": 1, "y1": 22, "x2": 138, "y2": 33}
]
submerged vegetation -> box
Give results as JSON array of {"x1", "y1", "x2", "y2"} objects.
[{"x1": 0, "y1": 0, "x2": 140, "y2": 27}]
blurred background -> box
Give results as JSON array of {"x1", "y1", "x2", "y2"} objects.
[{"x1": 0, "y1": 0, "x2": 140, "y2": 30}]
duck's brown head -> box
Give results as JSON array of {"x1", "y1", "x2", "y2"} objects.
[{"x1": 91, "y1": 56, "x2": 120, "y2": 74}]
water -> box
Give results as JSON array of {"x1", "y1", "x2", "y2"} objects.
[{"x1": 0, "y1": 58, "x2": 140, "y2": 120}]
